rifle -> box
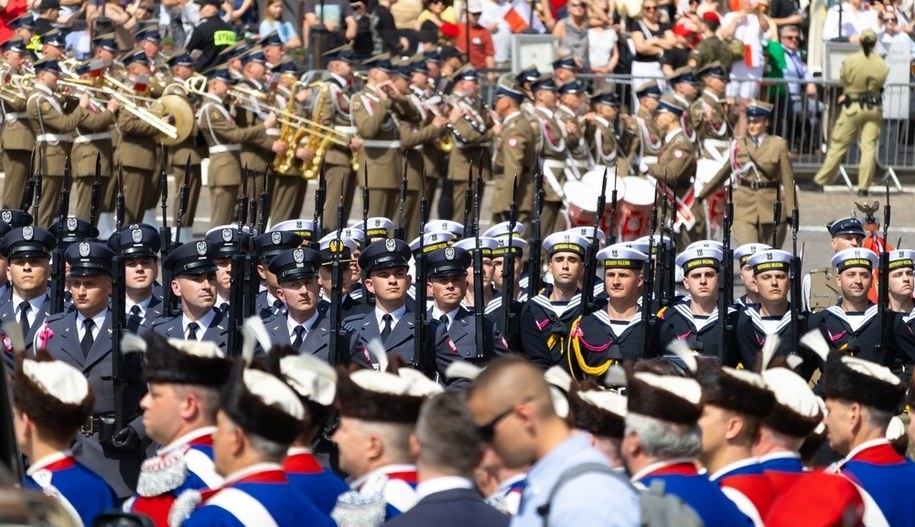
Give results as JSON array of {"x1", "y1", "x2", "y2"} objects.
[
  {"x1": 501, "y1": 176, "x2": 519, "y2": 344},
  {"x1": 790, "y1": 182, "x2": 802, "y2": 355},
  {"x1": 164, "y1": 158, "x2": 192, "y2": 318},
  {"x1": 717, "y1": 179, "x2": 734, "y2": 363},
  {"x1": 472, "y1": 163, "x2": 486, "y2": 362},
  {"x1": 772, "y1": 182, "x2": 782, "y2": 248},
  {"x1": 528, "y1": 161, "x2": 544, "y2": 299},
  {"x1": 227, "y1": 170, "x2": 249, "y2": 358},
  {"x1": 330, "y1": 184, "x2": 348, "y2": 366},
  {"x1": 257, "y1": 166, "x2": 270, "y2": 235},
  {"x1": 362, "y1": 166, "x2": 371, "y2": 306},
  {"x1": 462, "y1": 165, "x2": 473, "y2": 234},
  {"x1": 31, "y1": 172, "x2": 42, "y2": 228},
  {"x1": 642, "y1": 185, "x2": 660, "y2": 350},
  {"x1": 158, "y1": 165, "x2": 170, "y2": 254},
  {"x1": 20, "y1": 173, "x2": 35, "y2": 213},
  {"x1": 247, "y1": 169, "x2": 258, "y2": 233},
  {"x1": 90, "y1": 153, "x2": 102, "y2": 227},
  {"x1": 607, "y1": 169, "x2": 620, "y2": 245},
  {"x1": 48, "y1": 159, "x2": 72, "y2": 313},
  {"x1": 655, "y1": 188, "x2": 668, "y2": 312},
  {"x1": 111, "y1": 170, "x2": 126, "y2": 432},
  {"x1": 313, "y1": 163, "x2": 326, "y2": 233},
  {"x1": 875, "y1": 182, "x2": 891, "y2": 365},
  {"x1": 664, "y1": 189, "x2": 676, "y2": 306},
  {"x1": 174, "y1": 156, "x2": 192, "y2": 244},
  {"x1": 581, "y1": 166, "x2": 608, "y2": 316},
  {"x1": 414, "y1": 173, "x2": 434, "y2": 378},
  {"x1": 395, "y1": 168, "x2": 408, "y2": 241}
]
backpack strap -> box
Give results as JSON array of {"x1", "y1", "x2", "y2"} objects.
[{"x1": 535, "y1": 462, "x2": 631, "y2": 527}]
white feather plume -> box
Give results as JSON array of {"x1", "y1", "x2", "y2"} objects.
[
  {"x1": 666, "y1": 339, "x2": 698, "y2": 373},
  {"x1": 445, "y1": 362, "x2": 482, "y2": 380},
  {"x1": 241, "y1": 316, "x2": 272, "y2": 365},
  {"x1": 364, "y1": 338, "x2": 388, "y2": 372},
  {"x1": 785, "y1": 354, "x2": 804, "y2": 370},
  {"x1": 800, "y1": 330, "x2": 830, "y2": 362},
  {"x1": 121, "y1": 333, "x2": 147, "y2": 354}
]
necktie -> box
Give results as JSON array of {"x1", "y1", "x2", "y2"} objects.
[
  {"x1": 219, "y1": 302, "x2": 229, "y2": 315},
  {"x1": 127, "y1": 305, "x2": 143, "y2": 333},
  {"x1": 381, "y1": 314, "x2": 393, "y2": 342},
  {"x1": 80, "y1": 318, "x2": 95, "y2": 358},
  {"x1": 439, "y1": 314, "x2": 449, "y2": 329},
  {"x1": 273, "y1": 299, "x2": 284, "y2": 316},
  {"x1": 187, "y1": 321, "x2": 199, "y2": 341},
  {"x1": 292, "y1": 325, "x2": 306, "y2": 349},
  {"x1": 19, "y1": 301, "x2": 30, "y2": 337}
]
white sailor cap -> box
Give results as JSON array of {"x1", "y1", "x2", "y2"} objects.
[
  {"x1": 675, "y1": 247, "x2": 723, "y2": 272},
  {"x1": 491, "y1": 236, "x2": 528, "y2": 258},
  {"x1": 272, "y1": 219, "x2": 318, "y2": 241},
  {"x1": 453, "y1": 236, "x2": 499, "y2": 257},
  {"x1": 408, "y1": 230, "x2": 453, "y2": 254},
  {"x1": 760, "y1": 368, "x2": 823, "y2": 438},
  {"x1": 543, "y1": 231, "x2": 589, "y2": 257},
  {"x1": 596, "y1": 243, "x2": 648, "y2": 269},
  {"x1": 888, "y1": 249, "x2": 915, "y2": 271},
  {"x1": 634, "y1": 234, "x2": 675, "y2": 255},
  {"x1": 747, "y1": 249, "x2": 793, "y2": 275},
  {"x1": 830, "y1": 248, "x2": 879, "y2": 273},
  {"x1": 483, "y1": 221, "x2": 526, "y2": 239},
  {"x1": 317, "y1": 232, "x2": 359, "y2": 263},
  {"x1": 279, "y1": 355, "x2": 338, "y2": 406},
  {"x1": 21, "y1": 358, "x2": 90, "y2": 405},
  {"x1": 424, "y1": 220, "x2": 464, "y2": 240},
  {"x1": 566, "y1": 225, "x2": 606, "y2": 245},
  {"x1": 356, "y1": 217, "x2": 394, "y2": 239},
  {"x1": 685, "y1": 240, "x2": 724, "y2": 253},
  {"x1": 734, "y1": 242, "x2": 772, "y2": 266}
]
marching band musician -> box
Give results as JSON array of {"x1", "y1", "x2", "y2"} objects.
[
  {"x1": 269, "y1": 62, "x2": 310, "y2": 224},
  {"x1": 490, "y1": 82, "x2": 535, "y2": 229},
  {"x1": 1, "y1": 38, "x2": 36, "y2": 210},
  {"x1": 444, "y1": 65, "x2": 493, "y2": 222},
  {"x1": 585, "y1": 89, "x2": 623, "y2": 171},
  {"x1": 311, "y1": 44, "x2": 359, "y2": 230},
  {"x1": 92, "y1": 33, "x2": 122, "y2": 63},
  {"x1": 556, "y1": 80, "x2": 591, "y2": 181},
  {"x1": 39, "y1": 28, "x2": 67, "y2": 60},
  {"x1": 217, "y1": 43, "x2": 248, "y2": 81},
  {"x1": 135, "y1": 26, "x2": 166, "y2": 83},
  {"x1": 26, "y1": 58, "x2": 90, "y2": 228},
  {"x1": 691, "y1": 62, "x2": 731, "y2": 169},
  {"x1": 529, "y1": 76, "x2": 565, "y2": 233},
  {"x1": 407, "y1": 55, "x2": 444, "y2": 219},
  {"x1": 114, "y1": 49, "x2": 166, "y2": 225},
  {"x1": 71, "y1": 60, "x2": 120, "y2": 222},
  {"x1": 197, "y1": 65, "x2": 280, "y2": 228},
  {"x1": 626, "y1": 80, "x2": 663, "y2": 174},
  {"x1": 165, "y1": 50, "x2": 206, "y2": 233}
]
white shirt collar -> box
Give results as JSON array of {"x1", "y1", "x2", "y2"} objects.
[
  {"x1": 182, "y1": 309, "x2": 217, "y2": 339},
  {"x1": 415, "y1": 476, "x2": 474, "y2": 501},
  {"x1": 26, "y1": 450, "x2": 74, "y2": 476},
  {"x1": 431, "y1": 306, "x2": 460, "y2": 327},
  {"x1": 76, "y1": 309, "x2": 107, "y2": 334},
  {"x1": 12, "y1": 293, "x2": 46, "y2": 315},
  {"x1": 375, "y1": 305, "x2": 407, "y2": 329},
  {"x1": 664, "y1": 128, "x2": 681, "y2": 142},
  {"x1": 126, "y1": 295, "x2": 153, "y2": 316},
  {"x1": 287, "y1": 309, "x2": 319, "y2": 337},
  {"x1": 158, "y1": 426, "x2": 217, "y2": 456}
]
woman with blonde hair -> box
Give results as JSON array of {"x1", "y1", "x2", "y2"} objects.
[{"x1": 629, "y1": 0, "x2": 675, "y2": 91}]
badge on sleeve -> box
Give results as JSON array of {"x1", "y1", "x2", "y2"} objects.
[
  {"x1": 674, "y1": 150, "x2": 683, "y2": 159},
  {"x1": 508, "y1": 137, "x2": 518, "y2": 148}
]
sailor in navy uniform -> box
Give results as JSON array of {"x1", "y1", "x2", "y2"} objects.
[
  {"x1": 657, "y1": 246, "x2": 736, "y2": 362},
  {"x1": 735, "y1": 250, "x2": 812, "y2": 373},
  {"x1": 263, "y1": 247, "x2": 356, "y2": 364},
  {"x1": 452, "y1": 236, "x2": 499, "y2": 314},
  {"x1": 0, "y1": 226, "x2": 56, "y2": 366},
  {"x1": 14, "y1": 354, "x2": 116, "y2": 527},
  {"x1": 204, "y1": 225, "x2": 251, "y2": 314},
  {"x1": 519, "y1": 232, "x2": 589, "y2": 371},
  {"x1": 483, "y1": 221, "x2": 529, "y2": 303},
  {"x1": 175, "y1": 367, "x2": 335, "y2": 527},
  {"x1": 253, "y1": 230, "x2": 304, "y2": 320},
  {"x1": 125, "y1": 333, "x2": 232, "y2": 527},
  {"x1": 276, "y1": 355, "x2": 349, "y2": 515},
  {"x1": 426, "y1": 246, "x2": 510, "y2": 366},
  {"x1": 343, "y1": 239, "x2": 465, "y2": 383},
  {"x1": 821, "y1": 353, "x2": 915, "y2": 526},
  {"x1": 272, "y1": 219, "x2": 319, "y2": 247},
  {"x1": 483, "y1": 231, "x2": 528, "y2": 350},
  {"x1": 108, "y1": 224, "x2": 164, "y2": 334},
  {"x1": 733, "y1": 243, "x2": 772, "y2": 306},
  {"x1": 568, "y1": 244, "x2": 649, "y2": 380},
  {"x1": 567, "y1": 225, "x2": 608, "y2": 301},
  {"x1": 151, "y1": 241, "x2": 229, "y2": 351},
  {"x1": 316, "y1": 232, "x2": 367, "y2": 319},
  {"x1": 808, "y1": 248, "x2": 893, "y2": 367},
  {"x1": 38, "y1": 241, "x2": 150, "y2": 499}
]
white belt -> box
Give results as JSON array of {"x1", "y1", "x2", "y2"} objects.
[
  {"x1": 209, "y1": 144, "x2": 241, "y2": 154},
  {"x1": 74, "y1": 132, "x2": 111, "y2": 144},
  {"x1": 642, "y1": 155, "x2": 658, "y2": 165},
  {"x1": 334, "y1": 125, "x2": 357, "y2": 135},
  {"x1": 702, "y1": 139, "x2": 730, "y2": 150},
  {"x1": 3, "y1": 112, "x2": 26, "y2": 122},
  {"x1": 266, "y1": 128, "x2": 280, "y2": 137},
  {"x1": 362, "y1": 139, "x2": 401, "y2": 149},
  {"x1": 36, "y1": 133, "x2": 73, "y2": 144},
  {"x1": 543, "y1": 159, "x2": 565, "y2": 171}
]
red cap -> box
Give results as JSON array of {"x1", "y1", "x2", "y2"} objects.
[
  {"x1": 766, "y1": 472, "x2": 864, "y2": 527},
  {"x1": 702, "y1": 11, "x2": 721, "y2": 23},
  {"x1": 440, "y1": 22, "x2": 460, "y2": 39}
]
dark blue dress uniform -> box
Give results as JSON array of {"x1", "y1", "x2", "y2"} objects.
[
  {"x1": 108, "y1": 224, "x2": 165, "y2": 333},
  {"x1": 385, "y1": 488, "x2": 510, "y2": 527},
  {"x1": 38, "y1": 241, "x2": 149, "y2": 499},
  {"x1": 151, "y1": 241, "x2": 230, "y2": 350},
  {"x1": 254, "y1": 230, "x2": 304, "y2": 319},
  {"x1": 204, "y1": 225, "x2": 251, "y2": 314}
]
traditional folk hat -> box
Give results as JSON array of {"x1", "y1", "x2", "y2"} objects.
[
  {"x1": 695, "y1": 360, "x2": 776, "y2": 417},
  {"x1": 131, "y1": 332, "x2": 232, "y2": 387},
  {"x1": 569, "y1": 382, "x2": 627, "y2": 439},
  {"x1": 760, "y1": 367, "x2": 823, "y2": 438},
  {"x1": 823, "y1": 354, "x2": 905, "y2": 412},
  {"x1": 13, "y1": 352, "x2": 93, "y2": 434},
  {"x1": 626, "y1": 371, "x2": 704, "y2": 425},
  {"x1": 221, "y1": 365, "x2": 305, "y2": 445}
]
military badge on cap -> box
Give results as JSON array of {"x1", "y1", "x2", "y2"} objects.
[
  {"x1": 78, "y1": 242, "x2": 91, "y2": 257},
  {"x1": 2, "y1": 211, "x2": 11, "y2": 223},
  {"x1": 445, "y1": 247, "x2": 455, "y2": 260},
  {"x1": 22, "y1": 226, "x2": 33, "y2": 240},
  {"x1": 67, "y1": 217, "x2": 78, "y2": 231},
  {"x1": 386, "y1": 239, "x2": 396, "y2": 252},
  {"x1": 222, "y1": 228, "x2": 233, "y2": 242},
  {"x1": 271, "y1": 231, "x2": 282, "y2": 245},
  {"x1": 132, "y1": 228, "x2": 143, "y2": 243},
  {"x1": 329, "y1": 239, "x2": 344, "y2": 253},
  {"x1": 293, "y1": 248, "x2": 304, "y2": 263},
  {"x1": 196, "y1": 241, "x2": 207, "y2": 256}
]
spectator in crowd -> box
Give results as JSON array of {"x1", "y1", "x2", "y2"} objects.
[
  {"x1": 33, "y1": 0, "x2": 60, "y2": 35},
  {"x1": 757, "y1": 0, "x2": 779, "y2": 40},
  {"x1": 540, "y1": 0, "x2": 569, "y2": 31},
  {"x1": 417, "y1": 0, "x2": 458, "y2": 47},
  {"x1": 696, "y1": 0, "x2": 721, "y2": 17},
  {"x1": 226, "y1": 0, "x2": 256, "y2": 28},
  {"x1": 373, "y1": 0, "x2": 411, "y2": 54},
  {"x1": 479, "y1": 0, "x2": 543, "y2": 69},
  {"x1": 778, "y1": 24, "x2": 822, "y2": 151},
  {"x1": 721, "y1": 0, "x2": 770, "y2": 137},
  {"x1": 661, "y1": 18, "x2": 699, "y2": 76},
  {"x1": 158, "y1": 0, "x2": 201, "y2": 48},
  {"x1": 0, "y1": 0, "x2": 29, "y2": 42},
  {"x1": 455, "y1": 0, "x2": 496, "y2": 80},
  {"x1": 260, "y1": 0, "x2": 302, "y2": 48},
  {"x1": 553, "y1": 0, "x2": 591, "y2": 71},
  {"x1": 677, "y1": 0, "x2": 703, "y2": 29},
  {"x1": 768, "y1": 0, "x2": 805, "y2": 32},
  {"x1": 303, "y1": 0, "x2": 357, "y2": 49},
  {"x1": 89, "y1": 0, "x2": 153, "y2": 51},
  {"x1": 878, "y1": 9, "x2": 915, "y2": 53},
  {"x1": 822, "y1": 0, "x2": 879, "y2": 42},
  {"x1": 186, "y1": 0, "x2": 238, "y2": 71},
  {"x1": 588, "y1": 0, "x2": 620, "y2": 75},
  {"x1": 629, "y1": 0, "x2": 675, "y2": 91}
]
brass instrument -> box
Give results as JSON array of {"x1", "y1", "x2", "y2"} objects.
[
  {"x1": 148, "y1": 94, "x2": 195, "y2": 146},
  {"x1": 273, "y1": 80, "x2": 306, "y2": 175},
  {"x1": 0, "y1": 69, "x2": 31, "y2": 104},
  {"x1": 299, "y1": 82, "x2": 330, "y2": 180}
]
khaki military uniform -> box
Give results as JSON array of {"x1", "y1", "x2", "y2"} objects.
[
  {"x1": 71, "y1": 102, "x2": 116, "y2": 220},
  {"x1": 234, "y1": 77, "x2": 277, "y2": 197},
  {"x1": 403, "y1": 90, "x2": 446, "y2": 239},
  {"x1": 701, "y1": 134, "x2": 795, "y2": 247},
  {"x1": 26, "y1": 84, "x2": 87, "y2": 227},
  {"x1": 802, "y1": 267, "x2": 841, "y2": 313},
  {"x1": 588, "y1": 116, "x2": 620, "y2": 171},
  {"x1": 557, "y1": 104, "x2": 591, "y2": 175},
  {"x1": 691, "y1": 89, "x2": 731, "y2": 239},
  {"x1": 352, "y1": 85, "x2": 414, "y2": 219},
  {"x1": 113, "y1": 102, "x2": 161, "y2": 224},
  {"x1": 268, "y1": 85, "x2": 308, "y2": 224},
  {"x1": 317, "y1": 75, "x2": 357, "y2": 230},
  {"x1": 531, "y1": 105, "x2": 567, "y2": 235},
  {"x1": 447, "y1": 95, "x2": 492, "y2": 222},
  {"x1": 627, "y1": 107, "x2": 662, "y2": 172},
  {"x1": 813, "y1": 49, "x2": 888, "y2": 192},
  {"x1": 492, "y1": 110, "x2": 536, "y2": 228},
  {"x1": 167, "y1": 83, "x2": 206, "y2": 228},
  {"x1": 1, "y1": 85, "x2": 35, "y2": 209},
  {"x1": 197, "y1": 92, "x2": 272, "y2": 227},
  {"x1": 648, "y1": 129, "x2": 701, "y2": 249}
]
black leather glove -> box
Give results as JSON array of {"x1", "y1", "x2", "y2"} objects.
[{"x1": 110, "y1": 426, "x2": 140, "y2": 451}]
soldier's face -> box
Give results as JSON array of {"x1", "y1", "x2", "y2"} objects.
[
  {"x1": 430, "y1": 273, "x2": 468, "y2": 311},
  {"x1": 365, "y1": 267, "x2": 411, "y2": 304},
  {"x1": 124, "y1": 256, "x2": 158, "y2": 293},
  {"x1": 172, "y1": 273, "x2": 217, "y2": 312},
  {"x1": 535, "y1": 89, "x2": 556, "y2": 107},
  {"x1": 889, "y1": 267, "x2": 915, "y2": 298},
  {"x1": 140, "y1": 40, "x2": 158, "y2": 57},
  {"x1": 8, "y1": 257, "x2": 50, "y2": 297},
  {"x1": 747, "y1": 118, "x2": 767, "y2": 137},
  {"x1": 755, "y1": 270, "x2": 789, "y2": 302},
  {"x1": 831, "y1": 234, "x2": 862, "y2": 251},
  {"x1": 549, "y1": 253, "x2": 583, "y2": 289},
  {"x1": 140, "y1": 383, "x2": 185, "y2": 446},
  {"x1": 603, "y1": 268, "x2": 642, "y2": 302},
  {"x1": 739, "y1": 264, "x2": 759, "y2": 293},
  {"x1": 835, "y1": 267, "x2": 872, "y2": 302},
  {"x1": 264, "y1": 44, "x2": 282, "y2": 65},
  {"x1": 683, "y1": 268, "x2": 718, "y2": 301},
  {"x1": 276, "y1": 276, "x2": 320, "y2": 317},
  {"x1": 214, "y1": 258, "x2": 232, "y2": 295},
  {"x1": 69, "y1": 275, "x2": 113, "y2": 318},
  {"x1": 640, "y1": 96, "x2": 660, "y2": 113},
  {"x1": 492, "y1": 256, "x2": 523, "y2": 289},
  {"x1": 705, "y1": 76, "x2": 726, "y2": 94}
]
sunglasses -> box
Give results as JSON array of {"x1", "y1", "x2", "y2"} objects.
[
  {"x1": 885, "y1": 17, "x2": 897, "y2": 22},
  {"x1": 643, "y1": 5, "x2": 658, "y2": 10},
  {"x1": 570, "y1": 2, "x2": 585, "y2": 6},
  {"x1": 783, "y1": 35, "x2": 799, "y2": 40},
  {"x1": 475, "y1": 406, "x2": 515, "y2": 442}
]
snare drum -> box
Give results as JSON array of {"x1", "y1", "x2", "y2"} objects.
[
  {"x1": 563, "y1": 179, "x2": 600, "y2": 228},
  {"x1": 618, "y1": 176, "x2": 656, "y2": 241},
  {"x1": 580, "y1": 167, "x2": 628, "y2": 234},
  {"x1": 696, "y1": 158, "x2": 729, "y2": 235}
]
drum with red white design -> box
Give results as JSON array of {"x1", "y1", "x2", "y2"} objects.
[
  {"x1": 563, "y1": 167, "x2": 627, "y2": 232},
  {"x1": 618, "y1": 176, "x2": 656, "y2": 241},
  {"x1": 696, "y1": 158, "x2": 728, "y2": 235}
]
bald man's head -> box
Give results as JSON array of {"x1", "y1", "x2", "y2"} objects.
[{"x1": 469, "y1": 358, "x2": 555, "y2": 420}]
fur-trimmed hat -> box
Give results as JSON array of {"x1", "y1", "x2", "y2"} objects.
[
  {"x1": 823, "y1": 354, "x2": 905, "y2": 412},
  {"x1": 569, "y1": 382, "x2": 626, "y2": 439},
  {"x1": 627, "y1": 372, "x2": 703, "y2": 425},
  {"x1": 335, "y1": 368, "x2": 442, "y2": 424},
  {"x1": 220, "y1": 365, "x2": 305, "y2": 445},
  {"x1": 695, "y1": 360, "x2": 775, "y2": 417},
  {"x1": 761, "y1": 367, "x2": 823, "y2": 438},
  {"x1": 12, "y1": 352, "x2": 94, "y2": 437},
  {"x1": 139, "y1": 332, "x2": 232, "y2": 387}
]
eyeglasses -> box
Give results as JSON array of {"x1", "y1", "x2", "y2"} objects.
[
  {"x1": 643, "y1": 5, "x2": 658, "y2": 10},
  {"x1": 783, "y1": 35, "x2": 799, "y2": 40},
  {"x1": 885, "y1": 18, "x2": 898, "y2": 22},
  {"x1": 475, "y1": 406, "x2": 515, "y2": 442}
]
